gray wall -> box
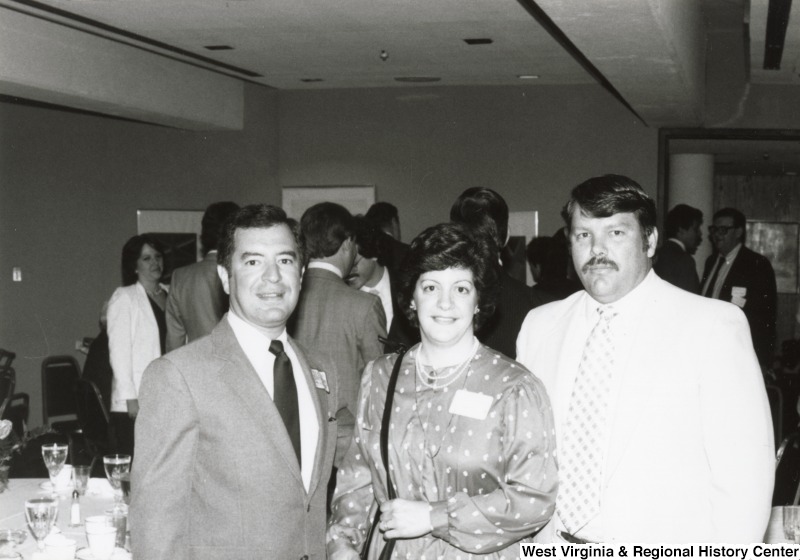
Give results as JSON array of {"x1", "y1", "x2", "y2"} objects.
[{"x1": 2, "y1": 81, "x2": 658, "y2": 426}]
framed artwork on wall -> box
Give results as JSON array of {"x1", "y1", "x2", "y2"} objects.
[
  {"x1": 282, "y1": 185, "x2": 376, "y2": 221},
  {"x1": 746, "y1": 221, "x2": 799, "y2": 294},
  {"x1": 137, "y1": 209, "x2": 204, "y2": 283}
]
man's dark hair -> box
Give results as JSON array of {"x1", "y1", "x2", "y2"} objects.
[
  {"x1": 200, "y1": 201, "x2": 240, "y2": 254},
  {"x1": 217, "y1": 204, "x2": 303, "y2": 273},
  {"x1": 300, "y1": 202, "x2": 356, "y2": 259},
  {"x1": 562, "y1": 174, "x2": 656, "y2": 250},
  {"x1": 353, "y1": 216, "x2": 391, "y2": 267},
  {"x1": 121, "y1": 234, "x2": 165, "y2": 286},
  {"x1": 365, "y1": 202, "x2": 399, "y2": 232},
  {"x1": 397, "y1": 222, "x2": 500, "y2": 330},
  {"x1": 664, "y1": 204, "x2": 702, "y2": 238},
  {"x1": 713, "y1": 207, "x2": 747, "y2": 242},
  {"x1": 449, "y1": 187, "x2": 509, "y2": 249}
]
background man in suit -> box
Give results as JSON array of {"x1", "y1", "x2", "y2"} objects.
[
  {"x1": 289, "y1": 202, "x2": 385, "y2": 464},
  {"x1": 702, "y1": 207, "x2": 777, "y2": 365},
  {"x1": 132, "y1": 204, "x2": 341, "y2": 560},
  {"x1": 653, "y1": 203, "x2": 703, "y2": 293},
  {"x1": 165, "y1": 201, "x2": 240, "y2": 351},
  {"x1": 450, "y1": 187, "x2": 534, "y2": 359},
  {"x1": 517, "y1": 175, "x2": 773, "y2": 543},
  {"x1": 365, "y1": 201, "x2": 409, "y2": 275}
]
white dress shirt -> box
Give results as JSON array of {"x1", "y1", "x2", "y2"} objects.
[
  {"x1": 703, "y1": 243, "x2": 742, "y2": 299},
  {"x1": 307, "y1": 261, "x2": 344, "y2": 277},
  {"x1": 226, "y1": 312, "x2": 319, "y2": 490},
  {"x1": 360, "y1": 267, "x2": 393, "y2": 329}
]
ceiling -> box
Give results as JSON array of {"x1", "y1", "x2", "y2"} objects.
[{"x1": 2, "y1": 0, "x2": 800, "y2": 131}]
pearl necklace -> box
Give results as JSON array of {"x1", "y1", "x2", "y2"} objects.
[{"x1": 414, "y1": 337, "x2": 480, "y2": 390}]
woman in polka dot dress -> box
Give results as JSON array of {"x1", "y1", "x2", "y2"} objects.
[{"x1": 328, "y1": 223, "x2": 558, "y2": 559}]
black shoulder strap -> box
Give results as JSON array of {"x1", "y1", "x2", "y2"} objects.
[{"x1": 379, "y1": 347, "x2": 408, "y2": 501}]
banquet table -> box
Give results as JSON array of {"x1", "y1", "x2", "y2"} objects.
[{"x1": 0, "y1": 477, "x2": 130, "y2": 559}]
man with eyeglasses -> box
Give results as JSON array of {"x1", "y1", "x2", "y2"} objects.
[{"x1": 702, "y1": 207, "x2": 777, "y2": 365}]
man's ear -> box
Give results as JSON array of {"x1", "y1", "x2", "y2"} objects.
[
  {"x1": 646, "y1": 227, "x2": 659, "y2": 258},
  {"x1": 217, "y1": 265, "x2": 230, "y2": 294}
]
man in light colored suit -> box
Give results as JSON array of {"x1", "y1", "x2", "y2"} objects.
[
  {"x1": 517, "y1": 175, "x2": 774, "y2": 543},
  {"x1": 132, "y1": 204, "x2": 342, "y2": 560},
  {"x1": 165, "y1": 201, "x2": 239, "y2": 351},
  {"x1": 289, "y1": 202, "x2": 386, "y2": 464}
]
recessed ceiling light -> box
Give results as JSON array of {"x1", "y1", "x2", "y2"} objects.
[
  {"x1": 464, "y1": 38, "x2": 493, "y2": 45},
  {"x1": 301, "y1": 78, "x2": 324, "y2": 83},
  {"x1": 517, "y1": 74, "x2": 540, "y2": 80},
  {"x1": 394, "y1": 77, "x2": 441, "y2": 83},
  {"x1": 204, "y1": 45, "x2": 233, "y2": 51}
]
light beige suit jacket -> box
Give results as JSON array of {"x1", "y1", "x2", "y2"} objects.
[
  {"x1": 131, "y1": 317, "x2": 341, "y2": 560},
  {"x1": 516, "y1": 272, "x2": 774, "y2": 543}
]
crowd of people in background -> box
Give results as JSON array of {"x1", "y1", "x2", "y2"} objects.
[{"x1": 82, "y1": 174, "x2": 780, "y2": 556}]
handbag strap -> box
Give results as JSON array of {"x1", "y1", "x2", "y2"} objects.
[{"x1": 380, "y1": 346, "x2": 408, "y2": 500}]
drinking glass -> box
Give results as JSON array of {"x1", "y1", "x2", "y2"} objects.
[
  {"x1": 72, "y1": 465, "x2": 91, "y2": 497},
  {"x1": 103, "y1": 454, "x2": 131, "y2": 506},
  {"x1": 24, "y1": 497, "x2": 58, "y2": 552},
  {"x1": 41, "y1": 443, "x2": 69, "y2": 495},
  {"x1": 784, "y1": 506, "x2": 800, "y2": 543},
  {"x1": 120, "y1": 472, "x2": 131, "y2": 506}
]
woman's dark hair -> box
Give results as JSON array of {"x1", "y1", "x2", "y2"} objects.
[
  {"x1": 121, "y1": 234, "x2": 164, "y2": 286},
  {"x1": 397, "y1": 222, "x2": 500, "y2": 330}
]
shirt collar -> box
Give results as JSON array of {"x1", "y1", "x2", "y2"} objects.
[
  {"x1": 667, "y1": 238, "x2": 686, "y2": 251},
  {"x1": 721, "y1": 243, "x2": 743, "y2": 263},
  {"x1": 307, "y1": 261, "x2": 343, "y2": 278},
  {"x1": 226, "y1": 309, "x2": 288, "y2": 349},
  {"x1": 583, "y1": 268, "x2": 658, "y2": 323}
]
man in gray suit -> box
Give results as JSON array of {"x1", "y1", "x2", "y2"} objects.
[
  {"x1": 289, "y1": 202, "x2": 386, "y2": 464},
  {"x1": 165, "y1": 201, "x2": 239, "y2": 351},
  {"x1": 132, "y1": 204, "x2": 342, "y2": 560}
]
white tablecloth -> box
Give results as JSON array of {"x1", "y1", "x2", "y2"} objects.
[{"x1": 0, "y1": 477, "x2": 124, "y2": 558}]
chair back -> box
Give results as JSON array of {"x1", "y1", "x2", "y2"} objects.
[
  {"x1": 0, "y1": 349, "x2": 16, "y2": 370},
  {"x1": 766, "y1": 383, "x2": 784, "y2": 447},
  {"x1": 41, "y1": 355, "x2": 81, "y2": 430},
  {"x1": 774, "y1": 432, "x2": 800, "y2": 506},
  {"x1": 0, "y1": 367, "x2": 15, "y2": 418},
  {"x1": 74, "y1": 378, "x2": 111, "y2": 445},
  {"x1": 2, "y1": 392, "x2": 29, "y2": 438}
]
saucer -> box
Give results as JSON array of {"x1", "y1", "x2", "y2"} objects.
[
  {"x1": 39, "y1": 481, "x2": 73, "y2": 494},
  {"x1": 75, "y1": 547, "x2": 131, "y2": 560}
]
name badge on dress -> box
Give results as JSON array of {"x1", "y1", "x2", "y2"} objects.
[
  {"x1": 449, "y1": 389, "x2": 493, "y2": 420},
  {"x1": 310, "y1": 369, "x2": 330, "y2": 393}
]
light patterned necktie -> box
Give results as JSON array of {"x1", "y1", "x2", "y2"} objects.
[{"x1": 558, "y1": 305, "x2": 617, "y2": 534}]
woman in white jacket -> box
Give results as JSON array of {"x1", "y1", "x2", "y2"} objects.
[{"x1": 107, "y1": 234, "x2": 168, "y2": 456}]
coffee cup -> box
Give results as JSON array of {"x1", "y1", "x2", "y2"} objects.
[{"x1": 85, "y1": 525, "x2": 116, "y2": 560}]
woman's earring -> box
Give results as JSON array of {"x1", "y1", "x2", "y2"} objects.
[
  {"x1": 474, "y1": 307, "x2": 480, "y2": 314},
  {"x1": 410, "y1": 302, "x2": 416, "y2": 311}
]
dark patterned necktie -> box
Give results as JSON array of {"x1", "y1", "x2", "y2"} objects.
[
  {"x1": 269, "y1": 340, "x2": 301, "y2": 467},
  {"x1": 703, "y1": 255, "x2": 725, "y2": 298}
]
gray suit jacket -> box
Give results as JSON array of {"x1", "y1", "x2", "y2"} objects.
[
  {"x1": 131, "y1": 317, "x2": 340, "y2": 560},
  {"x1": 165, "y1": 252, "x2": 227, "y2": 352},
  {"x1": 289, "y1": 267, "x2": 386, "y2": 463}
]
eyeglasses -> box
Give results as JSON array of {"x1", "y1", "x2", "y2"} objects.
[{"x1": 708, "y1": 225, "x2": 736, "y2": 235}]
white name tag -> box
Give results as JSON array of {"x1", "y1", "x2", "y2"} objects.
[
  {"x1": 731, "y1": 286, "x2": 747, "y2": 297},
  {"x1": 448, "y1": 389, "x2": 493, "y2": 420},
  {"x1": 310, "y1": 369, "x2": 330, "y2": 393}
]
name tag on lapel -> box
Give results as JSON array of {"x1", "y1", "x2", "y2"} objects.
[
  {"x1": 311, "y1": 369, "x2": 330, "y2": 393},
  {"x1": 448, "y1": 389, "x2": 492, "y2": 420}
]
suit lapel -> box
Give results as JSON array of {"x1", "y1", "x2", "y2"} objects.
[
  {"x1": 287, "y1": 337, "x2": 330, "y2": 499},
  {"x1": 211, "y1": 320, "x2": 305, "y2": 486}
]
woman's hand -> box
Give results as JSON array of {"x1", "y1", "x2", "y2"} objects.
[{"x1": 379, "y1": 499, "x2": 433, "y2": 539}]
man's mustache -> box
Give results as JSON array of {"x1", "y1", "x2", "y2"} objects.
[{"x1": 582, "y1": 256, "x2": 619, "y2": 272}]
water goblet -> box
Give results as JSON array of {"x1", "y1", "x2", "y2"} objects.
[
  {"x1": 41, "y1": 443, "x2": 69, "y2": 495},
  {"x1": 103, "y1": 454, "x2": 131, "y2": 507},
  {"x1": 784, "y1": 506, "x2": 800, "y2": 543},
  {"x1": 24, "y1": 497, "x2": 59, "y2": 552}
]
